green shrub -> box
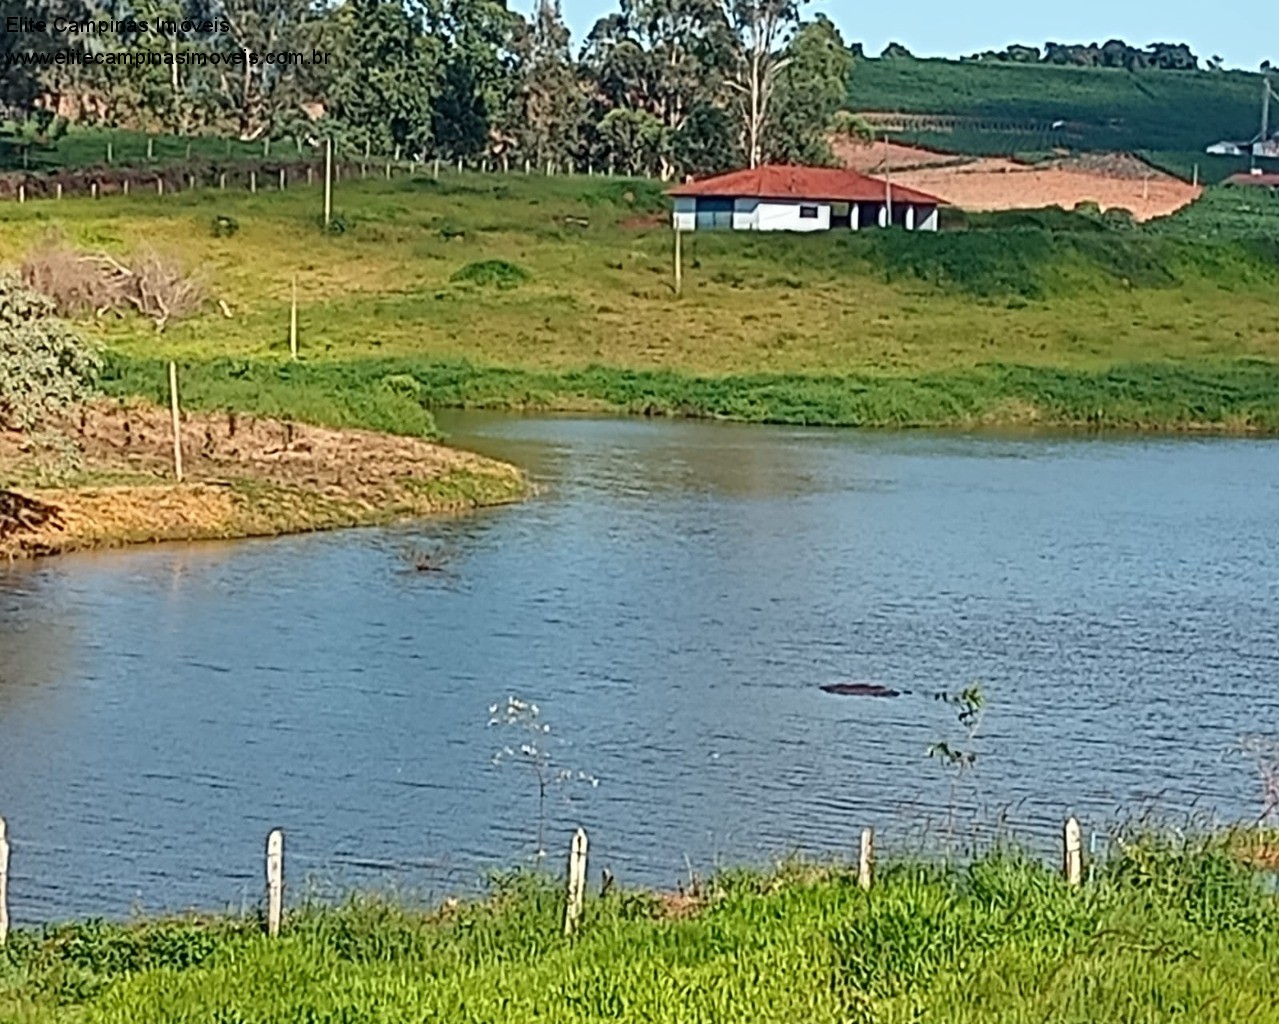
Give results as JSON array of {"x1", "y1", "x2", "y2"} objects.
[
  {"x1": 450, "y1": 260, "x2": 530, "y2": 289},
  {"x1": 210, "y1": 215, "x2": 239, "y2": 238},
  {"x1": 0, "y1": 274, "x2": 101, "y2": 430}
]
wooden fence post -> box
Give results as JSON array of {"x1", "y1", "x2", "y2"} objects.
[
  {"x1": 324, "y1": 138, "x2": 333, "y2": 229},
  {"x1": 56, "y1": 183, "x2": 62, "y2": 200},
  {"x1": 17, "y1": 184, "x2": 23, "y2": 204},
  {"x1": 266, "y1": 828, "x2": 284, "y2": 937},
  {"x1": 156, "y1": 177, "x2": 162, "y2": 196},
  {"x1": 147, "y1": 136, "x2": 154, "y2": 160},
  {"x1": 250, "y1": 170, "x2": 257, "y2": 194},
  {"x1": 122, "y1": 178, "x2": 129, "y2": 196},
  {"x1": 289, "y1": 276, "x2": 299, "y2": 361},
  {"x1": 0, "y1": 816, "x2": 9, "y2": 945},
  {"x1": 563, "y1": 828, "x2": 588, "y2": 936},
  {"x1": 279, "y1": 168, "x2": 286, "y2": 190},
  {"x1": 1063, "y1": 816, "x2": 1082, "y2": 887},
  {"x1": 858, "y1": 827, "x2": 874, "y2": 890},
  {"x1": 674, "y1": 226, "x2": 683, "y2": 295},
  {"x1": 168, "y1": 361, "x2": 183, "y2": 483},
  {"x1": 91, "y1": 181, "x2": 98, "y2": 199}
]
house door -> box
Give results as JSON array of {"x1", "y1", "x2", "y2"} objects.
[{"x1": 695, "y1": 198, "x2": 734, "y2": 230}]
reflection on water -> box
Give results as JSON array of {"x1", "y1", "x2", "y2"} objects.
[{"x1": 2, "y1": 414, "x2": 1278, "y2": 921}]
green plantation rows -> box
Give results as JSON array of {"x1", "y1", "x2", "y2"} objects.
[{"x1": 850, "y1": 57, "x2": 1273, "y2": 177}]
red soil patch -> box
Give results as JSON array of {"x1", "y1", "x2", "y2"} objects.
[
  {"x1": 833, "y1": 140, "x2": 1201, "y2": 222},
  {"x1": 620, "y1": 211, "x2": 667, "y2": 230},
  {"x1": 832, "y1": 138, "x2": 968, "y2": 174}
]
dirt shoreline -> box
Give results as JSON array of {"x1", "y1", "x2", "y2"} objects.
[{"x1": 0, "y1": 402, "x2": 527, "y2": 560}]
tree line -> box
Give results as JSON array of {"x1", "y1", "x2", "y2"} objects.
[
  {"x1": 961, "y1": 40, "x2": 1204, "y2": 71},
  {"x1": 0, "y1": 0, "x2": 854, "y2": 179}
]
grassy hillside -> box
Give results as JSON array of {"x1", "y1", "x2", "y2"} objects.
[
  {"x1": 1, "y1": 172, "x2": 1278, "y2": 431},
  {"x1": 849, "y1": 57, "x2": 1274, "y2": 181},
  {"x1": 3, "y1": 844, "x2": 1278, "y2": 1023}
]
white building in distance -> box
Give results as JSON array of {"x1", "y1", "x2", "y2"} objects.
[{"x1": 669, "y1": 165, "x2": 946, "y2": 233}]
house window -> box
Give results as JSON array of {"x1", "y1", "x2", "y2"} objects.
[{"x1": 799, "y1": 205, "x2": 820, "y2": 219}]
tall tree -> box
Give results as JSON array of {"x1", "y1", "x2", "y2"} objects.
[
  {"x1": 0, "y1": 0, "x2": 43, "y2": 117},
  {"x1": 424, "y1": 0, "x2": 518, "y2": 158},
  {"x1": 507, "y1": 0, "x2": 585, "y2": 166},
  {"x1": 216, "y1": 0, "x2": 326, "y2": 139},
  {"x1": 330, "y1": 0, "x2": 440, "y2": 155},
  {"x1": 721, "y1": 0, "x2": 805, "y2": 168},
  {"x1": 583, "y1": 0, "x2": 730, "y2": 179},
  {"x1": 763, "y1": 15, "x2": 851, "y2": 165},
  {"x1": 596, "y1": 107, "x2": 664, "y2": 174}
]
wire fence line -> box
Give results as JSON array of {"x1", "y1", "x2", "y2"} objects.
[
  {"x1": 0, "y1": 809, "x2": 1109, "y2": 943},
  {"x1": 0, "y1": 143, "x2": 653, "y2": 203}
]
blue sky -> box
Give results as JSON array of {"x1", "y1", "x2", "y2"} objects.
[{"x1": 554, "y1": 0, "x2": 1272, "y2": 72}]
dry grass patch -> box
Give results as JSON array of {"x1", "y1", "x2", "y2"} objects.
[{"x1": 0, "y1": 401, "x2": 526, "y2": 559}]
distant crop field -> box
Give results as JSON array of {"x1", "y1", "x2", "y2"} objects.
[{"x1": 850, "y1": 58, "x2": 1268, "y2": 161}]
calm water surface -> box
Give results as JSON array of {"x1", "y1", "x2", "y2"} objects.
[{"x1": 1, "y1": 415, "x2": 1278, "y2": 920}]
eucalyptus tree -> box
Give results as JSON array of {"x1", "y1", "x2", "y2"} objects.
[
  {"x1": 423, "y1": 0, "x2": 519, "y2": 158},
  {"x1": 763, "y1": 14, "x2": 852, "y2": 165},
  {"x1": 0, "y1": 0, "x2": 43, "y2": 117},
  {"x1": 582, "y1": 0, "x2": 731, "y2": 178},
  {"x1": 329, "y1": 0, "x2": 441, "y2": 155},
  {"x1": 720, "y1": 0, "x2": 806, "y2": 168},
  {"x1": 214, "y1": 0, "x2": 328, "y2": 139},
  {"x1": 506, "y1": 0, "x2": 587, "y2": 168}
]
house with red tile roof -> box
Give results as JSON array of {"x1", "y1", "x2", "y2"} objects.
[{"x1": 668, "y1": 165, "x2": 946, "y2": 233}]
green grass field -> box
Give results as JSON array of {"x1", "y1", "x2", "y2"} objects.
[
  {"x1": 2, "y1": 841, "x2": 1278, "y2": 1023},
  {"x1": 2, "y1": 172, "x2": 1279, "y2": 433}
]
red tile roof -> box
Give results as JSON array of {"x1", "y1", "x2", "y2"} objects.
[{"x1": 668, "y1": 165, "x2": 945, "y2": 206}]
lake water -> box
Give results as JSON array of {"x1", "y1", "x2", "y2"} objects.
[{"x1": 2, "y1": 414, "x2": 1278, "y2": 921}]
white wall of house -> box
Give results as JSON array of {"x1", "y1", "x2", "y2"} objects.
[
  {"x1": 733, "y1": 197, "x2": 760, "y2": 230},
  {"x1": 672, "y1": 196, "x2": 697, "y2": 232},
  {"x1": 755, "y1": 201, "x2": 831, "y2": 232},
  {"x1": 673, "y1": 196, "x2": 941, "y2": 232}
]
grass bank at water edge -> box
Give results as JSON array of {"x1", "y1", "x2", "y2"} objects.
[
  {"x1": 2, "y1": 841, "x2": 1278, "y2": 1023},
  {"x1": 106, "y1": 355, "x2": 1279, "y2": 433}
]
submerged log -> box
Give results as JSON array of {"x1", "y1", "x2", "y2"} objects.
[{"x1": 820, "y1": 682, "x2": 902, "y2": 698}]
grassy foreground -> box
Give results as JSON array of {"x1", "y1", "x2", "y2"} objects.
[
  {"x1": 3, "y1": 173, "x2": 1279, "y2": 433},
  {"x1": 2, "y1": 843, "x2": 1277, "y2": 1023}
]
